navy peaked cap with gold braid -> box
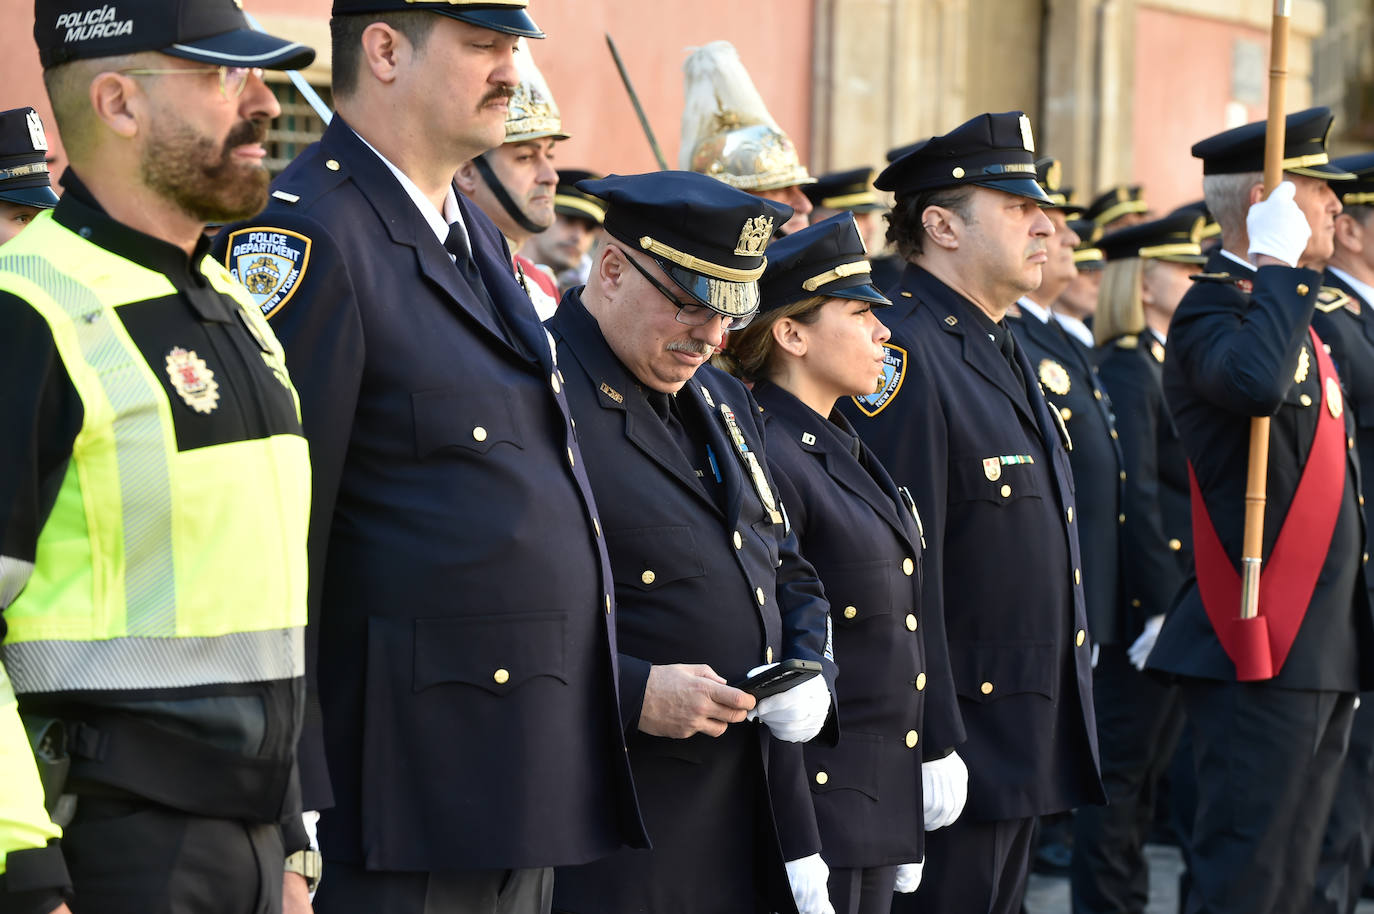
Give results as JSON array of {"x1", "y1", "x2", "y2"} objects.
[
  {"x1": 759, "y1": 213, "x2": 889, "y2": 311},
  {"x1": 876, "y1": 111, "x2": 1052, "y2": 203},
  {"x1": 1330, "y1": 152, "x2": 1374, "y2": 207},
  {"x1": 331, "y1": 0, "x2": 543, "y2": 38},
  {"x1": 579, "y1": 171, "x2": 792, "y2": 317},
  {"x1": 1191, "y1": 107, "x2": 1354, "y2": 179}
]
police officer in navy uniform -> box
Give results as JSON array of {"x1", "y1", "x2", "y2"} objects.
[
  {"x1": 546, "y1": 172, "x2": 836, "y2": 914},
  {"x1": 1311, "y1": 151, "x2": 1374, "y2": 914},
  {"x1": 1071, "y1": 211, "x2": 1203, "y2": 914},
  {"x1": 1146, "y1": 108, "x2": 1374, "y2": 914},
  {"x1": 840, "y1": 112, "x2": 1103, "y2": 914},
  {"x1": 0, "y1": 107, "x2": 57, "y2": 246},
  {"x1": 212, "y1": 3, "x2": 645, "y2": 912},
  {"x1": 717, "y1": 213, "x2": 962, "y2": 913}
]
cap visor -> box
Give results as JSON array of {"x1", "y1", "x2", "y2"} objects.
[
  {"x1": 971, "y1": 177, "x2": 1056, "y2": 205},
  {"x1": 827, "y1": 281, "x2": 891, "y2": 307},
  {"x1": 1289, "y1": 164, "x2": 1358, "y2": 181},
  {"x1": 168, "y1": 29, "x2": 316, "y2": 70},
  {"x1": 444, "y1": 9, "x2": 545, "y2": 38},
  {"x1": 0, "y1": 185, "x2": 59, "y2": 208},
  {"x1": 1157, "y1": 253, "x2": 1208, "y2": 265},
  {"x1": 663, "y1": 261, "x2": 759, "y2": 317}
]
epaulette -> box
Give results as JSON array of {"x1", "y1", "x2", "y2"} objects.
[
  {"x1": 1315, "y1": 286, "x2": 1358, "y2": 315},
  {"x1": 1114, "y1": 334, "x2": 1138, "y2": 350}
]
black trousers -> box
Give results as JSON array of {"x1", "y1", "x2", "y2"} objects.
[
  {"x1": 1180, "y1": 679, "x2": 1354, "y2": 914},
  {"x1": 891, "y1": 816, "x2": 1035, "y2": 914},
  {"x1": 1071, "y1": 644, "x2": 1186, "y2": 914},
  {"x1": 828, "y1": 865, "x2": 898, "y2": 914},
  {"x1": 62, "y1": 797, "x2": 283, "y2": 914},
  {"x1": 317, "y1": 861, "x2": 554, "y2": 914},
  {"x1": 1313, "y1": 691, "x2": 1374, "y2": 914}
]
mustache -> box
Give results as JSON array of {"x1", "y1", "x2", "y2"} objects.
[
  {"x1": 480, "y1": 86, "x2": 516, "y2": 107},
  {"x1": 666, "y1": 339, "x2": 717, "y2": 357},
  {"x1": 222, "y1": 118, "x2": 268, "y2": 156}
]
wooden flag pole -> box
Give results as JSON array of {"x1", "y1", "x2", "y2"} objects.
[{"x1": 1239, "y1": 0, "x2": 1292, "y2": 621}]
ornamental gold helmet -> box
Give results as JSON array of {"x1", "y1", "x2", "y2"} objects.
[
  {"x1": 505, "y1": 38, "x2": 567, "y2": 144},
  {"x1": 679, "y1": 41, "x2": 814, "y2": 193}
]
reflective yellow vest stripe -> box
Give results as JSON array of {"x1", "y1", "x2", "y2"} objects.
[{"x1": 0, "y1": 211, "x2": 309, "y2": 692}]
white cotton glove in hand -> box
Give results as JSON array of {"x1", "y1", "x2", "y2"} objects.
[
  {"x1": 745, "y1": 665, "x2": 831, "y2": 742},
  {"x1": 893, "y1": 859, "x2": 924, "y2": 893},
  {"x1": 1128, "y1": 614, "x2": 1165, "y2": 670},
  {"x1": 1247, "y1": 180, "x2": 1312, "y2": 268},
  {"x1": 922, "y1": 750, "x2": 969, "y2": 830},
  {"x1": 785, "y1": 854, "x2": 835, "y2": 914}
]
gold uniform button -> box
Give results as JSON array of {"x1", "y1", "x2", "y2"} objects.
[
  {"x1": 1361, "y1": 495, "x2": 1367, "y2": 507},
  {"x1": 1297, "y1": 282, "x2": 1310, "y2": 296},
  {"x1": 551, "y1": 373, "x2": 561, "y2": 394},
  {"x1": 815, "y1": 771, "x2": 829, "y2": 785},
  {"x1": 905, "y1": 730, "x2": 919, "y2": 748},
  {"x1": 1075, "y1": 568, "x2": 1082, "y2": 586},
  {"x1": 1351, "y1": 437, "x2": 1357, "y2": 450},
  {"x1": 766, "y1": 646, "x2": 774, "y2": 663},
  {"x1": 593, "y1": 518, "x2": 602, "y2": 537},
  {"x1": 1118, "y1": 513, "x2": 1126, "y2": 524},
  {"x1": 952, "y1": 166, "x2": 966, "y2": 178},
  {"x1": 906, "y1": 613, "x2": 918, "y2": 631},
  {"x1": 733, "y1": 531, "x2": 744, "y2": 549},
  {"x1": 1168, "y1": 538, "x2": 1182, "y2": 551},
  {"x1": 1000, "y1": 484, "x2": 1012, "y2": 498},
  {"x1": 1300, "y1": 394, "x2": 1313, "y2": 407},
  {"x1": 1110, "y1": 429, "x2": 1119, "y2": 440},
  {"x1": 1132, "y1": 598, "x2": 1142, "y2": 608},
  {"x1": 1060, "y1": 407, "x2": 1073, "y2": 421},
  {"x1": 493, "y1": 668, "x2": 510, "y2": 685},
  {"x1": 915, "y1": 672, "x2": 927, "y2": 690},
  {"x1": 1076, "y1": 629, "x2": 1086, "y2": 647},
  {"x1": 1120, "y1": 471, "x2": 1127, "y2": 482},
  {"x1": 325, "y1": 159, "x2": 340, "y2": 171},
  {"x1": 903, "y1": 558, "x2": 915, "y2": 576},
  {"x1": 1094, "y1": 389, "x2": 1103, "y2": 401},
  {"x1": 1067, "y1": 507, "x2": 1074, "y2": 523},
  {"x1": 980, "y1": 681, "x2": 994, "y2": 695},
  {"x1": 843, "y1": 605, "x2": 858, "y2": 620},
  {"x1": 472, "y1": 426, "x2": 488, "y2": 442},
  {"x1": 756, "y1": 587, "x2": 767, "y2": 605},
  {"x1": 641, "y1": 570, "x2": 656, "y2": 585}
]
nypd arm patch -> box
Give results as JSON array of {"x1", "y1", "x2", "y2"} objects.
[
  {"x1": 226, "y1": 227, "x2": 313, "y2": 319},
  {"x1": 850, "y1": 343, "x2": 907, "y2": 417}
]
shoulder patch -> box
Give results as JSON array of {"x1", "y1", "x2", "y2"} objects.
[
  {"x1": 850, "y1": 343, "x2": 907, "y2": 417},
  {"x1": 1316, "y1": 286, "x2": 1357, "y2": 314},
  {"x1": 225, "y1": 227, "x2": 313, "y2": 319}
]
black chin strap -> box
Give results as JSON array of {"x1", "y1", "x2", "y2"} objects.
[{"x1": 472, "y1": 153, "x2": 546, "y2": 236}]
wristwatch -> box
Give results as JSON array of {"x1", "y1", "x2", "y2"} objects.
[{"x1": 284, "y1": 849, "x2": 323, "y2": 892}]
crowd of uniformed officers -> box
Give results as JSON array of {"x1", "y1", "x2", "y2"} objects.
[{"x1": 3, "y1": 1, "x2": 1374, "y2": 914}]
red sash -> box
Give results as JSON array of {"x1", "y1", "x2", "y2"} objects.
[{"x1": 1188, "y1": 327, "x2": 1347, "y2": 681}]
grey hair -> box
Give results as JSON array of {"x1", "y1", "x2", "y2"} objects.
[{"x1": 1202, "y1": 171, "x2": 1263, "y2": 241}]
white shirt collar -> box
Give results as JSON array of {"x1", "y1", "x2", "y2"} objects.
[
  {"x1": 1054, "y1": 312, "x2": 1094, "y2": 348},
  {"x1": 1016, "y1": 296, "x2": 1051, "y2": 323},
  {"x1": 1221, "y1": 249, "x2": 1257, "y2": 273},
  {"x1": 1328, "y1": 266, "x2": 1374, "y2": 309},
  {"x1": 352, "y1": 128, "x2": 469, "y2": 255}
]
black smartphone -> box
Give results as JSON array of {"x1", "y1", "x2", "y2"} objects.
[{"x1": 730, "y1": 658, "x2": 823, "y2": 699}]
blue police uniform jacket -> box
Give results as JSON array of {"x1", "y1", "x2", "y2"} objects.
[
  {"x1": 1010, "y1": 304, "x2": 1126, "y2": 645},
  {"x1": 1148, "y1": 251, "x2": 1374, "y2": 690},
  {"x1": 1315, "y1": 270, "x2": 1374, "y2": 576},
  {"x1": 840, "y1": 264, "x2": 1103, "y2": 822},
  {"x1": 547, "y1": 291, "x2": 834, "y2": 914},
  {"x1": 1096, "y1": 329, "x2": 1193, "y2": 635},
  {"x1": 212, "y1": 116, "x2": 645, "y2": 872},
  {"x1": 755, "y1": 381, "x2": 937, "y2": 868}
]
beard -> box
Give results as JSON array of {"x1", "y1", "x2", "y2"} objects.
[{"x1": 140, "y1": 115, "x2": 272, "y2": 224}]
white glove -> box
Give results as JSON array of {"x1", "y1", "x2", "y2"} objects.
[
  {"x1": 1247, "y1": 180, "x2": 1312, "y2": 268},
  {"x1": 922, "y1": 750, "x2": 969, "y2": 830},
  {"x1": 785, "y1": 853, "x2": 835, "y2": 914},
  {"x1": 893, "y1": 860, "x2": 924, "y2": 893},
  {"x1": 1128, "y1": 614, "x2": 1165, "y2": 671},
  {"x1": 746, "y1": 665, "x2": 831, "y2": 742}
]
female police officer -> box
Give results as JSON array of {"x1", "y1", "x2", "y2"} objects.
[{"x1": 717, "y1": 214, "x2": 963, "y2": 914}]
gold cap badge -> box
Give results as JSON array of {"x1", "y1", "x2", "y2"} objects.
[{"x1": 734, "y1": 216, "x2": 774, "y2": 256}]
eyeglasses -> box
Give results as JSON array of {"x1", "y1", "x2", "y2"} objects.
[
  {"x1": 118, "y1": 65, "x2": 264, "y2": 100},
  {"x1": 621, "y1": 251, "x2": 756, "y2": 331}
]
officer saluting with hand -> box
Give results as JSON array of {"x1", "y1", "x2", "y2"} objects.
[
  {"x1": 1146, "y1": 108, "x2": 1374, "y2": 914},
  {"x1": 548, "y1": 171, "x2": 836, "y2": 914},
  {"x1": 841, "y1": 112, "x2": 1104, "y2": 914}
]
